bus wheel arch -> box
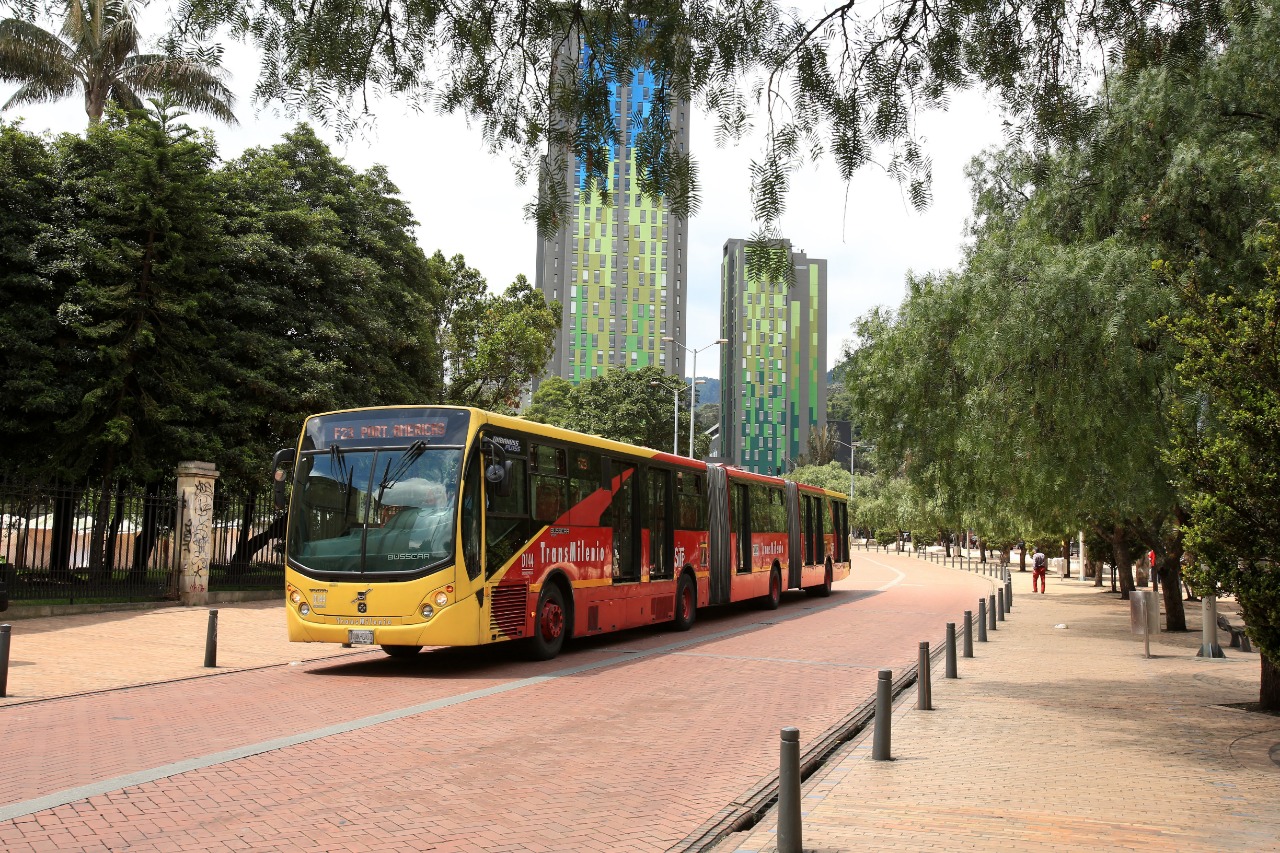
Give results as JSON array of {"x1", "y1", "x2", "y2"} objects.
[
  {"x1": 672, "y1": 567, "x2": 697, "y2": 631},
  {"x1": 806, "y1": 558, "x2": 834, "y2": 598},
  {"x1": 528, "y1": 573, "x2": 573, "y2": 660},
  {"x1": 762, "y1": 562, "x2": 783, "y2": 610}
]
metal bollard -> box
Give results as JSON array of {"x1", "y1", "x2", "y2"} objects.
[
  {"x1": 873, "y1": 669, "x2": 893, "y2": 760},
  {"x1": 0, "y1": 624, "x2": 10, "y2": 698},
  {"x1": 917, "y1": 642, "x2": 932, "y2": 710},
  {"x1": 1006, "y1": 573, "x2": 1013, "y2": 610},
  {"x1": 963, "y1": 610, "x2": 974, "y2": 657},
  {"x1": 778, "y1": 727, "x2": 802, "y2": 853},
  {"x1": 998, "y1": 588, "x2": 1006, "y2": 620},
  {"x1": 988, "y1": 594, "x2": 997, "y2": 631},
  {"x1": 945, "y1": 623, "x2": 958, "y2": 678},
  {"x1": 204, "y1": 609, "x2": 219, "y2": 668},
  {"x1": 978, "y1": 600, "x2": 988, "y2": 642}
]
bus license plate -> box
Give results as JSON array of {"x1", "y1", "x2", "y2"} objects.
[{"x1": 348, "y1": 630, "x2": 374, "y2": 645}]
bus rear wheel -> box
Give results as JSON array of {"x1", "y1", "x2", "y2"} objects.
[
  {"x1": 806, "y1": 564, "x2": 834, "y2": 598},
  {"x1": 529, "y1": 584, "x2": 567, "y2": 660},
  {"x1": 672, "y1": 573, "x2": 697, "y2": 631},
  {"x1": 762, "y1": 567, "x2": 782, "y2": 610},
  {"x1": 381, "y1": 644, "x2": 422, "y2": 658}
]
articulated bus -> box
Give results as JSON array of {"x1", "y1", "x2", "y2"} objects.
[{"x1": 272, "y1": 406, "x2": 851, "y2": 660}]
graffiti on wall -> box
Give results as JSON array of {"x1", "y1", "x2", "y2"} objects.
[{"x1": 181, "y1": 480, "x2": 214, "y2": 595}]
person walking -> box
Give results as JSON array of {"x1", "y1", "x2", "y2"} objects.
[{"x1": 1032, "y1": 545, "x2": 1048, "y2": 593}]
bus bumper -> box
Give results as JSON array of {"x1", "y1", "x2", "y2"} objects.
[{"x1": 286, "y1": 593, "x2": 482, "y2": 648}]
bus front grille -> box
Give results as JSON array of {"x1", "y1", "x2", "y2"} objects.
[{"x1": 490, "y1": 585, "x2": 528, "y2": 639}]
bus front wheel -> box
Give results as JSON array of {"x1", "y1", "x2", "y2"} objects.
[
  {"x1": 381, "y1": 644, "x2": 422, "y2": 658},
  {"x1": 672, "y1": 573, "x2": 697, "y2": 631},
  {"x1": 529, "y1": 584, "x2": 568, "y2": 660}
]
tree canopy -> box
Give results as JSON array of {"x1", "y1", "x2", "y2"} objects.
[
  {"x1": 1, "y1": 0, "x2": 236, "y2": 125},
  {"x1": 159, "y1": 0, "x2": 1245, "y2": 254}
]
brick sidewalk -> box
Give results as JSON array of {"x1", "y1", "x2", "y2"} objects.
[
  {"x1": 0, "y1": 600, "x2": 366, "y2": 705},
  {"x1": 713, "y1": 565, "x2": 1279, "y2": 852}
]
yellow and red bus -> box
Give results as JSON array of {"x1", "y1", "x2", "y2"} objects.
[{"x1": 272, "y1": 406, "x2": 851, "y2": 659}]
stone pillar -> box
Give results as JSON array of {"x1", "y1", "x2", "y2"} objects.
[{"x1": 176, "y1": 461, "x2": 220, "y2": 606}]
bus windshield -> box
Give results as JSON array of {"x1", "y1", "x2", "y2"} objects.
[{"x1": 287, "y1": 408, "x2": 471, "y2": 576}]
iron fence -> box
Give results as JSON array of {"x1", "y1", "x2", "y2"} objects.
[{"x1": 0, "y1": 478, "x2": 285, "y2": 606}]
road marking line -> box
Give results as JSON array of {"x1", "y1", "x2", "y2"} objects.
[{"x1": 0, "y1": 589, "x2": 863, "y2": 822}]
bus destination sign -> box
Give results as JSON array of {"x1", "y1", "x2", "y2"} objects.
[{"x1": 305, "y1": 408, "x2": 471, "y2": 449}]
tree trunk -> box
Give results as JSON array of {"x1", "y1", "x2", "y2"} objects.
[
  {"x1": 103, "y1": 483, "x2": 125, "y2": 579},
  {"x1": 1157, "y1": 558, "x2": 1188, "y2": 631},
  {"x1": 229, "y1": 513, "x2": 287, "y2": 567},
  {"x1": 49, "y1": 490, "x2": 78, "y2": 582},
  {"x1": 979, "y1": 539, "x2": 987, "y2": 563},
  {"x1": 1061, "y1": 538, "x2": 1071, "y2": 578},
  {"x1": 1018, "y1": 546, "x2": 1026, "y2": 572},
  {"x1": 1112, "y1": 525, "x2": 1134, "y2": 600},
  {"x1": 128, "y1": 481, "x2": 163, "y2": 583},
  {"x1": 1261, "y1": 652, "x2": 1280, "y2": 711}
]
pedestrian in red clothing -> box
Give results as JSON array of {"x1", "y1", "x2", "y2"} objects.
[{"x1": 1031, "y1": 546, "x2": 1048, "y2": 593}]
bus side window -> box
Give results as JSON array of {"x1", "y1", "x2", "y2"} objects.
[
  {"x1": 486, "y1": 456, "x2": 530, "y2": 578},
  {"x1": 567, "y1": 450, "x2": 603, "y2": 526}
]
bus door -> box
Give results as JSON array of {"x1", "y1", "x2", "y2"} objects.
[
  {"x1": 733, "y1": 482, "x2": 751, "y2": 574},
  {"x1": 803, "y1": 494, "x2": 818, "y2": 566},
  {"x1": 609, "y1": 461, "x2": 639, "y2": 582},
  {"x1": 785, "y1": 481, "x2": 802, "y2": 588},
  {"x1": 645, "y1": 468, "x2": 674, "y2": 581}
]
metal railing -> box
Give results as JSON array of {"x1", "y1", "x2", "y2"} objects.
[{"x1": 0, "y1": 479, "x2": 284, "y2": 606}]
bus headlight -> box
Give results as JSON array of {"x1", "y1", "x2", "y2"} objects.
[
  {"x1": 421, "y1": 604, "x2": 435, "y2": 619},
  {"x1": 299, "y1": 603, "x2": 310, "y2": 616},
  {"x1": 289, "y1": 590, "x2": 302, "y2": 605},
  {"x1": 434, "y1": 591, "x2": 449, "y2": 608}
]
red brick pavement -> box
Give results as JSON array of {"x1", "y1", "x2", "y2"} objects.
[{"x1": 0, "y1": 551, "x2": 994, "y2": 851}]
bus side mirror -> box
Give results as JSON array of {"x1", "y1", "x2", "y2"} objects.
[
  {"x1": 271, "y1": 447, "x2": 295, "y2": 510},
  {"x1": 486, "y1": 460, "x2": 513, "y2": 498},
  {"x1": 482, "y1": 437, "x2": 513, "y2": 498}
]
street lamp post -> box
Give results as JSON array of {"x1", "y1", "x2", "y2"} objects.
[
  {"x1": 663, "y1": 336, "x2": 727, "y2": 458},
  {"x1": 649, "y1": 379, "x2": 680, "y2": 455}
]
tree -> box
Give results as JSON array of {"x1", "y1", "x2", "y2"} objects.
[
  {"x1": 0, "y1": 120, "x2": 74, "y2": 478},
  {"x1": 174, "y1": 0, "x2": 1239, "y2": 245},
  {"x1": 523, "y1": 365, "x2": 707, "y2": 456},
  {"x1": 1170, "y1": 223, "x2": 1280, "y2": 709},
  {"x1": 49, "y1": 102, "x2": 226, "y2": 484},
  {"x1": 211, "y1": 123, "x2": 442, "y2": 486},
  {"x1": 434, "y1": 255, "x2": 560, "y2": 412},
  {"x1": 1, "y1": 0, "x2": 236, "y2": 125},
  {"x1": 786, "y1": 461, "x2": 849, "y2": 495}
]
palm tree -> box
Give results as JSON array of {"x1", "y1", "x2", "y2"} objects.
[{"x1": 0, "y1": 0, "x2": 235, "y2": 126}]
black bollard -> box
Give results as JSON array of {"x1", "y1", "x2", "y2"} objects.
[
  {"x1": 988, "y1": 594, "x2": 997, "y2": 631},
  {"x1": 945, "y1": 623, "x2": 958, "y2": 678},
  {"x1": 917, "y1": 642, "x2": 932, "y2": 710},
  {"x1": 962, "y1": 610, "x2": 974, "y2": 657},
  {"x1": 204, "y1": 609, "x2": 219, "y2": 668},
  {"x1": 0, "y1": 623, "x2": 10, "y2": 698},
  {"x1": 978, "y1": 599, "x2": 988, "y2": 642},
  {"x1": 1006, "y1": 573, "x2": 1013, "y2": 611},
  {"x1": 998, "y1": 588, "x2": 1006, "y2": 621},
  {"x1": 873, "y1": 669, "x2": 893, "y2": 760},
  {"x1": 778, "y1": 727, "x2": 802, "y2": 853}
]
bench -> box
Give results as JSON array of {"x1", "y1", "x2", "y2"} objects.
[{"x1": 1216, "y1": 615, "x2": 1253, "y2": 652}]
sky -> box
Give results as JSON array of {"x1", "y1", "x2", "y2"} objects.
[{"x1": 1, "y1": 10, "x2": 1007, "y2": 377}]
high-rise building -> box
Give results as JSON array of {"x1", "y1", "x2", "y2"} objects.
[
  {"x1": 534, "y1": 40, "x2": 691, "y2": 385},
  {"x1": 719, "y1": 239, "x2": 828, "y2": 474}
]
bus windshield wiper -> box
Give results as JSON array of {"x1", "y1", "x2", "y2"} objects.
[{"x1": 376, "y1": 440, "x2": 428, "y2": 503}]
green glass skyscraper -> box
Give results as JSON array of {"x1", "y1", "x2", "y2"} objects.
[
  {"x1": 535, "y1": 42, "x2": 691, "y2": 384},
  {"x1": 719, "y1": 238, "x2": 828, "y2": 474}
]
